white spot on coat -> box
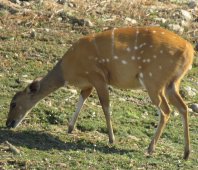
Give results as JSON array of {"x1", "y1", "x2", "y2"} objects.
[
  {"x1": 153, "y1": 55, "x2": 157, "y2": 59},
  {"x1": 134, "y1": 46, "x2": 138, "y2": 50},
  {"x1": 121, "y1": 60, "x2": 127, "y2": 64},
  {"x1": 113, "y1": 56, "x2": 118, "y2": 59},
  {"x1": 131, "y1": 56, "x2": 136, "y2": 60},
  {"x1": 147, "y1": 59, "x2": 151, "y2": 63},
  {"x1": 169, "y1": 51, "x2": 174, "y2": 56},
  {"x1": 149, "y1": 72, "x2": 152, "y2": 77},
  {"x1": 126, "y1": 47, "x2": 131, "y2": 52},
  {"x1": 138, "y1": 65, "x2": 142, "y2": 69},
  {"x1": 140, "y1": 72, "x2": 144, "y2": 78},
  {"x1": 160, "y1": 50, "x2": 163, "y2": 54},
  {"x1": 159, "y1": 65, "x2": 162, "y2": 69}
]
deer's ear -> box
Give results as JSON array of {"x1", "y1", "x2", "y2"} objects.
[{"x1": 26, "y1": 78, "x2": 41, "y2": 94}]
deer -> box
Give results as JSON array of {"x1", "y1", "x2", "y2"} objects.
[{"x1": 6, "y1": 26, "x2": 194, "y2": 160}]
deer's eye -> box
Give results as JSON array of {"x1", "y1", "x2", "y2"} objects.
[{"x1": 10, "y1": 102, "x2": 16, "y2": 109}]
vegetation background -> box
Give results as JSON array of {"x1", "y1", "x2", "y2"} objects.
[{"x1": 0, "y1": 0, "x2": 198, "y2": 169}]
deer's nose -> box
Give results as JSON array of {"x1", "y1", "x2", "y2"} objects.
[{"x1": 6, "y1": 120, "x2": 16, "y2": 128}]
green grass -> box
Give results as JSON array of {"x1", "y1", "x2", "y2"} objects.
[{"x1": 0, "y1": 1, "x2": 198, "y2": 169}]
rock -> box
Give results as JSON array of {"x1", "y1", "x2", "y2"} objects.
[
  {"x1": 188, "y1": 108, "x2": 193, "y2": 113},
  {"x1": 68, "y1": 2, "x2": 76, "y2": 8},
  {"x1": 57, "y1": 0, "x2": 66, "y2": 5},
  {"x1": 190, "y1": 104, "x2": 198, "y2": 113},
  {"x1": 45, "y1": 28, "x2": 50, "y2": 32},
  {"x1": 67, "y1": 89, "x2": 77, "y2": 95},
  {"x1": 188, "y1": 1, "x2": 197, "y2": 9},
  {"x1": 154, "y1": 17, "x2": 167, "y2": 24},
  {"x1": 22, "y1": 1, "x2": 31, "y2": 7},
  {"x1": 10, "y1": 0, "x2": 21, "y2": 5},
  {"x1": 124, "y1": 17, "x2": 137, "y2": 25},
  {"x1": 57, "y1": 17, "x2": 62, "y2": 21},
  {"x1": 168, "y1": 24, "x2": 184, "y2": 34},
  {"x1": 30, "y1": 29, "x2": 36, "y2": 38},
  {"x1": 84, "y1": 19, "x2": 94, "y2": 27},
  {"x1": 181, "y1": 10, "x2": 192, "y2": 21},
  {"x1": 181, "y1": 20, "x2": 190, "y2": 28},
  {"x1": 184, "y1": 86, "x2": 197, "y2": 97},
  {"x1": 14, "y1": 53, "x2": 19, "y2": 57},
  {"x1": 172, "y1": 111, "x2": 179, "y2": 117},
  {"x1": 128, "y1": 135, "x2": 140, "y2": 142}
]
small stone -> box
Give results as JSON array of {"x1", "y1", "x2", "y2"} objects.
[
  {"x1": 45, "y1": 28, "x2": 50, "y2": 32},
  {"x1": 188, "y1": 108, "x2": 193, "y2": 113},
  {"x1": 14, "y1": 53, "x2": 19, "y2": 57},
  {"x1": 30, "y1": 29, "x2": 36, "y2": 38},
  {"x1": 22, "y1": 2, "x2": 30, "y2": 6},
  {"x1": 68, "y1": 2, "x2": 76, "y2": 8},
  {"x1": 128, "y1": 135, "x2": 140, "y2": 142},
  {"x1": 58, "y1": 17, "x2": 63, "y2": 21},
  {"x1": 168, "y1": 24, "x2": 184, "y2": 34},
  {"x1": 190, "y1": 104, "x2": 198, "y2": 113},
  {"x1": 181, "y1": 10, "x2": 192, "y2": 21},
  {"x1": 67, "y1": 89, "x2": 77, "y2": 95},
  {"x1": 181, "y1": 20, "x2": 190, "y2": 28},
  {"x1": 154, "y1": 17, "x2": 166, "y2": 24},
  {"x1": 172, "y1": 111, "x2": 179, "y2": 117},
  {"x1": 184, "y1": 86, "x2": 197, "y2": 97},
  {"x1": 84, "y1": 19, "x2": 94, "y2": 27},
  {"x1": 57, "y1": 0, "x2": 66, "y2": 5},
  {"x1": 11, "y1": 0, "x2": 21, "y2": 5},
  {"x1": 124, "y1": 17, "x2": 137, "y2": 25},
  {"x1": 188, "y1": 1, "x2": 197, "y2": 8}
]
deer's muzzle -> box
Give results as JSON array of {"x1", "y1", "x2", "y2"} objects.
[{"x1": 6, "y1": 120, "x2": 16, "y2": 128}]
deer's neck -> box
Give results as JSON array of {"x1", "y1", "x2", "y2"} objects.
[{"x1": 34, "y1": 60, "x2": 65, "y2": 102}]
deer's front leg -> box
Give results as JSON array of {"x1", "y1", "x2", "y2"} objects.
[
  {"x1": 93, "y1": 79, "x2": 115, "y2": 144},
  {"x1": 68, "y1": 87, "x2": 93, "y2": 133}
]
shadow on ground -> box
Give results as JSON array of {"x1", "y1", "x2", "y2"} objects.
[{"x1": 0, "y1": 127, "x2": 134, "y2": 155}]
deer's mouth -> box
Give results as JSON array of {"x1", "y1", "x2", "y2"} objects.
[{"x1": 6, "y1": 120, "x2": 16, "y2": 128}]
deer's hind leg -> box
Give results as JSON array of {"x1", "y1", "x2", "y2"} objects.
[
  {"x1": 139, "y1": 76, "x2": 171, "y2": 155},
  {"x1": 165, "y1": 81, "x2": 190, "y2": 160}
]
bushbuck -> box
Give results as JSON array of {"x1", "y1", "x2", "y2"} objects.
[{"x1": 6, "y1": 26, "x2": 194, "y2": 160}]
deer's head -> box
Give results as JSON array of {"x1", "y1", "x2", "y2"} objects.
[{"x1": 6, "y1": 78, "x2": 41, "y2": 128}]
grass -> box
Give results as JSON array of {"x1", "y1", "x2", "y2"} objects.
[{"x1": 0, "y1": 0, "x2": 198, "y2": 169}]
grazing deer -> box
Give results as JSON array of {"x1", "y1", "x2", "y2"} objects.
[{"x1": 6, "y1": 26, "x2": 194, "y2": 160}]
